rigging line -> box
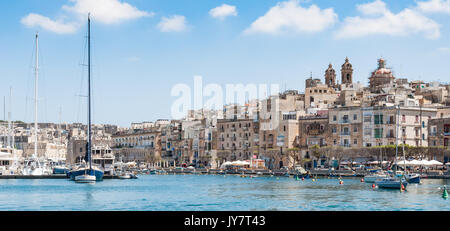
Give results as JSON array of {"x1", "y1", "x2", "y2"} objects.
[
  {"x1": 76, "y1": 31, "x2": 88, "y2": 123},
  {"x1": 39, "y1": 45, "x2": 49, "y2": 123},
  {"x1": 25, "y1": 36, "x2": 36, "y2": 123}
]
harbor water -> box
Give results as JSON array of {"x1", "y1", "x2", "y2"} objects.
[{"x1": 0, "y1": 175, "x2": 449, "y2": 211}]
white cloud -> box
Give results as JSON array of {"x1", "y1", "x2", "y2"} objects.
[
  {"x1": 21, "y1": 13, "x2": 79, "y2": 34},
  {"x1": 438, "y1": 47, "x2": 450, "y2": 53},
  {"x1": 21, "y1": 0, "x2": 152, "y2": 34},
  {"x1": 244, "y1": 0, "x2": 337, "y2": 35},
  {"x1": 62, "y1": 0, "x2": 153, "y2": 24},
  {"x1": 335, "y1": 0, "x2": 440, "y2": 39},
  {"x1": 417, "y1": 0, "x2": 450, "y2": 14},
  {"x1": 356, "y1": 0, "x2": 387, "y2": 16},
  {"x1": 209, "y1": 4, "x2": 238, "y2": 20},
  {"x1": 157, "y1": 15, "x2": 187, "y2": 32}
]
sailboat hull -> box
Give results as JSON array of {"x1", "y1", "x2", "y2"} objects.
[{"x1": 68, "y1": 168, "x2": 104, "y2": 181}]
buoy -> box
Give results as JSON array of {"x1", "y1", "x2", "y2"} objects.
[
  {"x1": 443, "y1": 187, "x2": 448, "y2": 199},
  {"x1": 360, "y1": 178, "x2": 364, "y2": 182},
  {"x1": 372, "y1": 184, "x2": 376, "y2": 189},
  {"x1": 339, "y1": 180, "x2": 343, "y2": 185}
]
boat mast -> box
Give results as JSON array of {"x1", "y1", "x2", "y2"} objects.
[
  {"x1": 395, "y1": 105, "x2": 400, "y2": 173},
  {"x1": 34, "y1": 33, "x2": 39, "y2": 159},
  {"x1": 88, "y1": 14, "x2": 92, "y2": 171},
  {"x1": 7, "y1": 87, "x2": 12, "y2": 148}
]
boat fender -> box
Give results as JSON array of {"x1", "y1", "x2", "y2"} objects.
[
  {"x1": 339, "y1": 180, "x2": 343, "y2": 185},
  {"x1": 360, "y1": 178, "x2": 364, "y2": 182},
  {"x1": 372, "y1": 184, "x2": 376, "y2": 189}
]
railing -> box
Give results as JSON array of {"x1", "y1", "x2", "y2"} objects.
[
  {"x1": 340, "y1": 119, "x2": 350, "y2": 124},
  {"x1": 341, "y1": 132, "x2": 350, "y2": 136}
]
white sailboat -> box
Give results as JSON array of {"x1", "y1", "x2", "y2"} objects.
[
  {"x1": 22, "y1": 33, "x2": 47, "y2": 176},
  {"x1": 69, "y1": 14, "x2": 104, "y2": 182}
]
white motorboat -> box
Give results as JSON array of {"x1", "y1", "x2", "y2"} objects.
[
  {"x1": 118, "y1": 172, "x2": 131, "y2": 179},
  {"x1": 405, "y1": 173, "x2": 421, "y2": 184},
  {"x1": 75, "y1": 174, "x2": 96, "y2": 183},
  {"x1": 364, "y1": 173, "x2": 388, "y2": 183}
]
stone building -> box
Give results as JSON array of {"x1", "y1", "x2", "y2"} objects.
[
  {"x1": 328, "y1": 106, "x2": 363, "y2": 148},
  {"x1": 217, "y1": 118, "x2": 259, "y2": 163},
  {"x1": 369, "y1": 58, "x2": 396, "y2": 93},
  {"x1": 361, "y1": 106, "x2": 437, "y2": 147},
  {"x1": 428, "y1": 118, "x2": 450, "y2": 155}
]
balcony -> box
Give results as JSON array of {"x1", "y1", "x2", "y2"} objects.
[
  {"x1": 340, "y1": 119, "x2": 350, "y2": 124},
  {"x1": 341, "y1": 132, "x2": 350, "y2": 136}
]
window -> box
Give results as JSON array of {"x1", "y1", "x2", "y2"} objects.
[
  {"x1": 333, "y1": 115, "x2": 337, "y2": 121},
  {"x1": 342, "y1": 115, "x2": 349, "y2": 123},
  {"x1": 353, "y1": 114, "x2": 357, "y2": 120},
  {"x1": 402, "y1": 115, "x2": 406, "y2": 122},
  {"x1": 415, "y1": 115, "x2": 419, "y2": 123},
  {"x1": 353, "y1": 127, "x2": 358, "y2": 133},
  {"x1": 364, "y1": 115, "x2": 371, "y2": 123},
  {"x1": 332, "y1": 127, "x2": 337, "y2": 133},
  {"x1": 374, "y1": 115, "x2": 383, "y2": 125},
  {"x1": 364, "y1": 128, "x2": 371, "y2": 136},
  {"x1": 374, "y1": 128, "x2": 383, "y2": 138}
]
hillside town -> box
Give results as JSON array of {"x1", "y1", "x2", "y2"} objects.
[{"x1": 2, "y1": 58, "x2": 450, "y2": 172}]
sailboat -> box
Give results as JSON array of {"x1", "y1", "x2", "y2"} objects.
[
  {"x1": 375, "y1": 105, "x2": 408, "y2": 189},
  {"x1": 68, "y1": 14, "x2": 104, "y2": 182},
  {"x1": 22, "y1": 33, "x2": 48, "y2": 176}
]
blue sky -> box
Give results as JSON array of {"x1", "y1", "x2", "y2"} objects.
[{"x1": 0, "y1": 0, "x2": 449, "y2": 127}]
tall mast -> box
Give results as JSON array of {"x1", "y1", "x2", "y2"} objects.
[
  {"x1": 7, "y1": 87, "x2": 12, "y2": 148},
  {"x1": 88, "y1": 14, "x2": 92, "y2": 171},
  {"x1": 395, "y1": 105, "x2": 399, "y2": 172},
  {"x1": 34, "y1": 33, "x2": 39, "y2": 158}
]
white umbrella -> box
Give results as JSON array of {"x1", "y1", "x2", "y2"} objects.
[
  {"x1": 408, "y1": 159, "x2": 422, "y2": 166},
  {"x1": 397, "y1": 160, "x2": 411, "y2": 166},
  {"x1": 427, "y1": 160, "x2": 443, "y2": 165},
  {"x1": 220, "y1": 161, "x2": 232, "y2": 168},
  {"x1": 232, "y1": 160, "x2": 249, "y2": 166}
]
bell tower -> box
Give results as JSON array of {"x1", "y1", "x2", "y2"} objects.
[
  {"x1": 325, "y1": 63, "x2": 336, "y2": 88},
  {"x1": 341, "y1": 57, "x2": 353, "y2": 85}
]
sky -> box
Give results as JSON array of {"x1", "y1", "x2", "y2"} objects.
[{"x1": 0, "y1": 0, "x2": 449, "y2": 127}]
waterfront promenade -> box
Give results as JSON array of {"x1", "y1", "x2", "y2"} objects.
[{"x1": 2, "y1": 167, "x2": 448, "y2": 179}]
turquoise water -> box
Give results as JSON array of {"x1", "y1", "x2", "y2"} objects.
[{"x1": 0, "y1": 175, "x2": 449, "y2": 211}]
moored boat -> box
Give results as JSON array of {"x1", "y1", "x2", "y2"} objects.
[
  {"x1": 405, "y1": 173, "x2": 421, "y2": 184},
  {"x1": 375, "y1": 177, "x2": 408, "y2": 189},
  {"x1": 68, "y1": 14, "x2": 104, "y2": 181},
  {"x1": 364, "y1": 173, "x2": 388, "y2": 183},
  {"x1": 75, "y1": 174, "x2": 96, "y2": 183}
]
